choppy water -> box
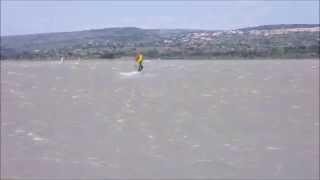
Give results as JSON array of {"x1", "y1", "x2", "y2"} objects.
[{"x1": 1, "y1": 59, "x2": 319, "y2": 179}]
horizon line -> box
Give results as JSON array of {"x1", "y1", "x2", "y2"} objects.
[{"x1": 2, "y1": 23, "x2": 320, "y2": 37}]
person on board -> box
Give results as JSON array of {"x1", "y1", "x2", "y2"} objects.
[{"x1": 135, "y1": 53, "x2": 144, "y2": 72}]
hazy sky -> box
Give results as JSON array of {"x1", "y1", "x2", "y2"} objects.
[{"x1": 1, "y1": 1, "x2": 319, "y2": 36}]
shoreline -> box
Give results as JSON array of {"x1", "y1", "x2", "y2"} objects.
[{"x1": 1, "y1": 58, "x2": 319, "y2": 62}]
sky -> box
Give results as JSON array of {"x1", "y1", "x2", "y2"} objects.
[{"x1": 1, "y1": 1, "x2": 319, "y2": 36}]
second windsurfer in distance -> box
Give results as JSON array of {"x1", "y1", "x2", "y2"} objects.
[{"x1": 135, "y1": 53, "x2": 144, "y2": 72}]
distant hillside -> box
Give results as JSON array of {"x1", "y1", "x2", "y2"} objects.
[
  {"x1": 238, "y1": 24, "x2": 319, "y2": 31},
  {"x1": 1, "y1": 24, "x2": 319, "y2": 60}
]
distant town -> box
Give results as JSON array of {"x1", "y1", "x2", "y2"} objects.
[{"x1": 1, "y1": 24, "x2": 319, "y2": 60}]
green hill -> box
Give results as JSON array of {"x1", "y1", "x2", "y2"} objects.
[{"x1": 1, "y1": 24, "x2": 319, "y2": 60}]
